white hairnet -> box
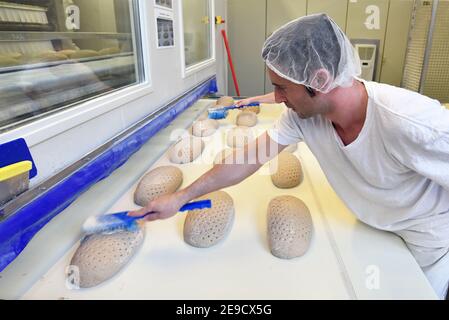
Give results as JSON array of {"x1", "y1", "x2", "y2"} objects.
[{"x1": 262, "y1": 13, "x2": 361, "y2": 93}]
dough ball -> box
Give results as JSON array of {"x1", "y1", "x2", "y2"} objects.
[
  {"x1": 68, "y1": 228, "x2": 145, "y2": 288},
  {"x1": 192, "y1": 119, "x2": 219, "y2": 137},
  {"x1": 267, "y1": 195, "x2": 313, "y2": 259},
  {"x1": 214, "y1": 148, "x2": 238, "y2": 165},
  {"x1": 168, "y1": 136, "x2": 205, "y2": 164},
  {"x1": 99, "y1": 47, "x2": 121, "y2": 55},
  {"x1": 134, "y1": 166, "x2": 183, "y2": 207},
  {"x1": 2, "y1": 52, "x2": 22, "y2": 59},
  {"x1": 197, "y1": 111, "x2": 209, "y2": 121},
  {"x1": 284, "y1": 143, "x2": 298, "y2": 153},
  {"x1": 244, "y1": 105, "x2": 260, "y2": 114},
  {"x1": 226, "y1": 126, "x2": 255, "y2": 148},
  {"x1": 270, "y1": 152, "x2": 303, "y2": 189},
  {"x1": 216, "y1": 96, "x2": 234, "y2": 107},
  {"x1": 68, "y1": 50, "x2": 100, "y2": 59},
  {"x1": 0, "y1": 55, "x2": 19, "y2": 67},
  {"x1": 58, "y1": 49, "x2": 77, "y2": 56},
  {"x1": 35, "y1": 51, "x2": 68, "y2": 62},
  {"x1": 184, "y1": 191, "x2": 235, "y2": 248},
  {"x1": 236, "y1": 111, "x2": 257, "y2": 127}
]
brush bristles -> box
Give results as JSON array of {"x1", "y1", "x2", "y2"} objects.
[{"x1": 82, "y1": 215, "x2": 135, "y2": 235}]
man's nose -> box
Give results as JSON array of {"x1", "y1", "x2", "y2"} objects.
[{"x1": 274, "y1": 89, "x2": 287, "y2": 104}]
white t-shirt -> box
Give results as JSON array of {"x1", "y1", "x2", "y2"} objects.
[{"x1": 268, "y1": 80, "x2": 449, "y2": 270}]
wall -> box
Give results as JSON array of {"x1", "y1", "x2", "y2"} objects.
[
  {"x1": 0, "y1": 0, "x2": 228, "y2": 186},
  {"x1": 227, "y1": 0, "x2": 266, "y2": 97},
  {"x1": 228, "y1": 0, "x2": 414, "y2": 96},
  {"x1": 422, "y1": 0, "x2": 449, "y2": 102},
  {"x1": 380, "y1": 0, "x2": 414, "y2": 86}
]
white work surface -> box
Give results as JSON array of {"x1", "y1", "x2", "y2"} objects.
[{"x1": 2, "y1": 101, "x2": 437, "y2": 300}]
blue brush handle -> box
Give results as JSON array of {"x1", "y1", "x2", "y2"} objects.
[
  {"x1": 140, "y1": 199, "x2": 212, "y2": 219},
  {"x1": 223, "y1": 102, "x2": 260, "y2": 111}
]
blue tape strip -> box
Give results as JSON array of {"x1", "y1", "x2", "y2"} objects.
[{"x1": 0, "y1": 77, "x2": 218, "y2": 272}]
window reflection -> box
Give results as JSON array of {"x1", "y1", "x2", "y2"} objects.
[
  {"x1": 0, "y1": 0, "x2": 143, "y2": 131},
  {"x1": 183, "y1": 0, "x2": 212, "y2": 68}
]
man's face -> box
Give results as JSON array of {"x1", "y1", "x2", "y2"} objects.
[{"x1": 268, "y1": 68, "x2": 331, "y2": 119}]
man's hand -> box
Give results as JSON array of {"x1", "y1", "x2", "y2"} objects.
[{"x1": 128, "y1": 192, "x2": 188, "y2": 222}]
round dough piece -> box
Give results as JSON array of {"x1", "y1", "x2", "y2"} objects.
[
  {"x1": 284, "y1": 143, "x2": 298, "y2": 153},
  {"x1": 68, "y1": 50, "x2": 100, "y2": 59},
  {"x1": 236, "y1": 111, "x2": 258, "y2": 127},
  {"x1": 99, "y1": 47, "x2": 121, "y2": 55},
  {"x1": 168, "y1": 136, "x2": 205, "y2": 164},
  {"x1": 227, "y1": 126, "x2": 255, "y2": 148},
  {"x1": 192, "y1": 119, "x2": 219, "y2": 137},
  {"x1": 35, "y1": 51, "x2": 68, "y2": 62},
  {"x1": 68, "y1": 228, "x2": 145, "y2": 288},
  {"x1": 134, "y1": 166, "x2": 183, "y2": 207},
  {"x1": 184, "y1": 191, "x2": 235, "y2": 248},
  {"x1": 0, "y1": 56, "x2": 19, "y2": 67},
  {"x1": 245, "y1": 105, "x2": 260, "y2": 114},
  {"x1": 267, "y1": 195, "x2": 313, "y2": 259},
  {"x1": 270, "y1": 152, "x2": 303, "y2": 188},
  {"x1": 216, "y1": 96, "x2": 234, "y2": 107}
]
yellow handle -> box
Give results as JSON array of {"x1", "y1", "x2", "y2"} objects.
[{"x1": 0, "y1": 161, "x2": 32, "y2": 182}]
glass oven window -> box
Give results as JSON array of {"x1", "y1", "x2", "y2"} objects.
[
  {"x1": 0, "y1": 0, "x2": 144, "y2": 132},
  {"x1": 182, "y1": 0, "x2": 212, "y2": 68}
]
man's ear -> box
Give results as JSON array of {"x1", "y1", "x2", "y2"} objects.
[{"x1": 310, "y1": 68, "x2": 332, "y2": 91}]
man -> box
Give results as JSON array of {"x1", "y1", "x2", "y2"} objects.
[{"x1": 131, "y1": 14, "x2": 449, "y2": 299}]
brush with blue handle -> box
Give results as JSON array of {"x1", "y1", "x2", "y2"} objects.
[
  {"x1": 82, "y1": 199, "x2": 212, "y2": 235},
  {"x1": 208, "y1": 102, "x2": 260, "y2": 120}
]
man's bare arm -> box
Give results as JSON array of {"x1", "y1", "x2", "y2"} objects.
[
  {"x1": 236, "y1": 92, "x2": 276, "y2": 106},
  {"x1": 129, "y1": 132, "x2": 285, "y2": 221}
]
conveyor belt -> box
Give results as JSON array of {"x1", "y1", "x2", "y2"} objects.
[{"x1": 0, "y1": 100, "x2": 437, "y2": 299}]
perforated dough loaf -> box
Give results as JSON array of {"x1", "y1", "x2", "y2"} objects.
[
  {"x1": 68, "y1": 228, "x2": 145, "y2": 288},
  {"x1": 184, "y1": 191, "x2": 235, "y2": 248},
  {"x1": 267, "y1": 196, "x2": 313, "y2": 259},
  {"x1": 236, "y1": 111, "x2": 257, "y2": 127},
  {"x1": 227, "y1": 126, "x2": 255, "y2": 148},
  {"x1": 270, "y1": 152, "x2": 303, "y2": 188},
  {"x1": 216, "y1": 96, "x2": 234, "y2": 107},
  {"x1": 68, "y1": 50, "x2": 100, "y2": 59},
  {"x1": 134, "y1": 166, "x2": 183, "y2": 207},
  {"x1": 168, "y1": 136, "x2": 205, "y2": 164},
  {"x1": 192, "y1": 119, "x2": 219, "y2": 137}
]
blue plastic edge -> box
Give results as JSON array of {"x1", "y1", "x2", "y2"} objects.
[
  {"x1": 0, "y1": 77, "x2": 218, "y2": 272},
  {"x1": 0, "y1": 138, "x2": 38, "y2": 179}
]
